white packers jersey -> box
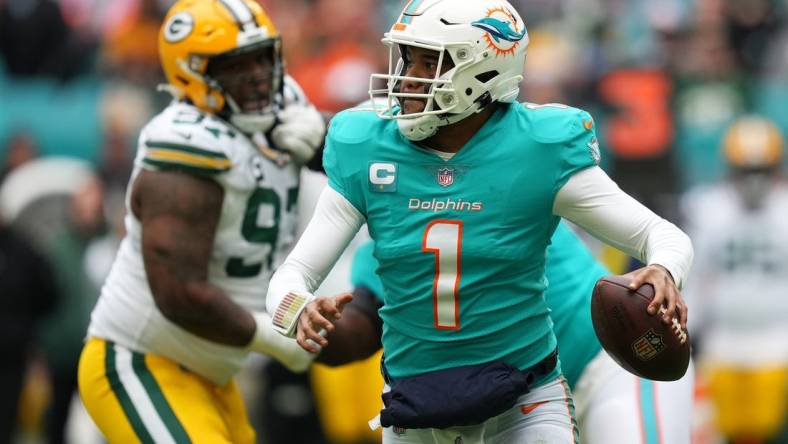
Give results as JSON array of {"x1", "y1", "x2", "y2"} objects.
[
  {"x1": 682, "y1": 183, "x2": 788, "y2": 365},
  {"x1": 89, "y1": 102, "x2": 300, "y2": 384}
]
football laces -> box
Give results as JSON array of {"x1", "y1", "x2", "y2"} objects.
[{"x1": 658, "y1": 306, "x2": 688, "y2": 345}]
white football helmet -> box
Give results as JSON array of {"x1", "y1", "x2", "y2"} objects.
[{"x1": 369, "y1": 0, "x2": 528, "y2": 141}]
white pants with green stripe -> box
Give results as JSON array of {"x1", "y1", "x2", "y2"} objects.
[
  {"x1": 78, "y1": 338, "x2": 255, "y2": 444},
  {"x1": 382, "y1": 377, "x2": 579, "y2": 444},
  {"x1": 572, "y1": 350, "x2": 694, "y2": 444}
]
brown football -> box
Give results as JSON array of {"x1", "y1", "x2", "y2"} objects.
[{"x1": 590, "y1": 275, "x2": 690, "y2": 381}]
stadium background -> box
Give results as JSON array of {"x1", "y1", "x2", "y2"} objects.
[{"x1": 0, "y1": 0, "x2": 786, "y2": 443}]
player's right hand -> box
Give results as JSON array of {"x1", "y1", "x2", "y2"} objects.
[
  {"x1": 624, "y1": 264, "x2": 688, "y2": 330},
  {"x1": 296, "y1": 293, "x2": 353, "y2": 353}
]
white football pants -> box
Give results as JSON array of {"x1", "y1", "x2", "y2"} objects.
[{"x1": 572, "y1": 350, "x2": 694, "y2": 444}]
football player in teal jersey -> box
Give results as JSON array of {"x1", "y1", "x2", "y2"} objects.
[
  {"x1": 318, "y1": 223, "x2": 695, "y2": 444},
  {"x1": 267, "y1": 0, "x2": 693, "y2": 442}
]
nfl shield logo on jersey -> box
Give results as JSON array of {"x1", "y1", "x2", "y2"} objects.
[{"x1": 437, "y1": 167, "x2": 454, "y2": 187}]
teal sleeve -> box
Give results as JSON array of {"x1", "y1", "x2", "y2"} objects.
[
  {"x1": 350, "y1": 241, "x2": 385, "y2": 302},
  {"x1": 322, "y1": 112, "x2": 368, "y2": 215},
  {"x1": 555, "y1": 109, "x2": 601, "y2": 191}
]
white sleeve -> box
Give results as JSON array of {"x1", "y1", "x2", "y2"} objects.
[
  {"x1": 553, "y1": 166, "x2": 693, "y2": 289},
  {"x1": 266, "y1": 186, "x2": 365, "y2": 317}
]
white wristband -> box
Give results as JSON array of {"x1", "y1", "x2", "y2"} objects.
[{"x1": 271, "y1": 291, "x2": 315, "y2": 337}]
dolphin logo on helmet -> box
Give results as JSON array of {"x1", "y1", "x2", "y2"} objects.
[
  {"x1": 471, "y1": 17, "x2": 526, "y2": 43},
  {"x1": 472, "y1": 6, "x2": 526, "y2": 57}
]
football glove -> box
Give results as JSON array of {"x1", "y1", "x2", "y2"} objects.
[{"x1": 270, "y1": 102, "x2": 325, "y2": 165}]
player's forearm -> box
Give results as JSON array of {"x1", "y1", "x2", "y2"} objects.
[
  {"x1": 317, "y1": 306, "x2": 382, "y2": 366},
  {"x1": 159, "y1": 288, "x2": 315, "y2": 371},
  {"x1": 266, "y1": 186, "x2": 365, "y2": 328},
  {"x1": 317, "y1": 286, "x2": 384, "y2": 366},
  {"x1": 157, "y1": 281, "x2": 256, "y2": 346},
  {"x1": 554, "y1": 166, "x2": 693, "y2": 288}
]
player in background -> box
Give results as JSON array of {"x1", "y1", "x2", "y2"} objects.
[
  {"x1": 682, "y1": 116, "x2": 788, "y2": 444},
  {"x1": 268, "y1": 0, "x2": 693, "y2": 442},
  {"x1": 77, "y1": 1, "x2": 325, "y2": 442},
  {"x1": 318, "y1": 223, "x2": 694, "y2": 444}
]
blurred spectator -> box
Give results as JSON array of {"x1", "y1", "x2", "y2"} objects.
[
  {"x1": 39, "y1": 175, "x2": 105, "y2": 444},
  {"x1": 0, "y1": 157, "x2": 96, "y2": 245},
  {"x1": 99, "y1": 0, "x2": 166, "y2": 86},
  {"x1": 59, "y1": 0, "x2": 139, "y2": 39},
  {"x1": 0, "y1": 0, "x2": 98, "y2": 81},
  {"x1": 0, "y1": 157, "x2": 103, "y2": 442},
  {"x1": 97, "y1": 121, "x2": 136, "y2": 193},
  {"x1": 290, "y1": 41, "x2": 378, "y2": 112},
  {"x1": 97, "y1": 81, "x2": 154, "y2": 192},
  {"x1": 521, "y1": 28, "x2": 580, "y2": 105},
  {"x1": 0, "y1": 131, "x2": 39, "y2": 183},
  {"x1": 269, "y1": 0, "x2": 381, "y2": 112},
  {"x1": 672, "y1": 0, "x2": 749, "y2": 189},
  {"x1": 682, "y1": 116, "x2": 788, "y2": 444},
  {"x1": 722, "y1": 0, "x2": 782, "y2": 75},
  {"x1": 0, "y1": 213, "x2": 58, "y2": 444}
]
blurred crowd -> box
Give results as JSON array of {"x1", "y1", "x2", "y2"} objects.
[{"x1": 1, "y1": 0, "x2": 787, "y2": 443}]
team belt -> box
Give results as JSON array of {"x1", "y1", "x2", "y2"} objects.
[{"x1": 527, "y1": 348, "x2": 558, "y2": 379}]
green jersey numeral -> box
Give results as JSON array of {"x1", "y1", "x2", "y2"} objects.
[{"x1": 226, "y1": 185, "x2": 298, "y2": 278}]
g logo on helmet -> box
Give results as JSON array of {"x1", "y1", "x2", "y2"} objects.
[
  {"x1": 163, "y1": 12, "x2": 194, "y2": 43},
  {"x1": 471, "y1": 7, "x2": 527, "y2": 57}
]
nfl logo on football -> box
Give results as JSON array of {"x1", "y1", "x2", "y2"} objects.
[
  {"x1": 437, "y1": 167, "x2": 454, "y2": 187},
  {"x1": 631, "y1": 329, "x2": 666, "y2": 361}
]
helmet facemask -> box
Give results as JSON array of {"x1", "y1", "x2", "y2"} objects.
[
  {"x1": 205, "y1": 38, "x2": 284, "y2": 134},
  {"x1": 370, "y1": 39, "x2": 488, "y2": 141},
  {"x1": 731, "y1": 166, "x2": 778, "y2": 210},
  {"x1": 368, "y1": 0, "x2": 528, "y2": 141}
]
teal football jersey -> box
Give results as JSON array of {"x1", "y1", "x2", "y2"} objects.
[
  {"x1": 542, "y1": 223, "x2": 608, "y2": 388},
  {"x1": 325, "y1": 102, "x2": 599, "y2": 379},
  {"x1": 351, "y1": 222, "x2": 610, "y2": 388},
  {"x1": 350, "y1": 241, "x2": 386, "y2": 300}
]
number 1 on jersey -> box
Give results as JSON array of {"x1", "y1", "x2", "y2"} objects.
[{"x1": 422, "y1": 220, "x2": 463, "y2": 330}]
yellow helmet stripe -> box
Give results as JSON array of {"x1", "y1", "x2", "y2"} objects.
[{"x1": 218, "y1": 0, "x2": 258, "y2": 30}]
